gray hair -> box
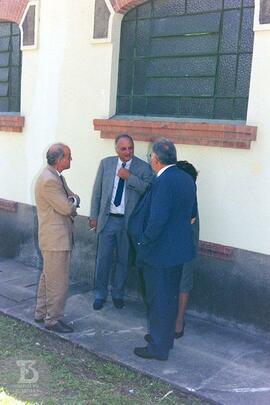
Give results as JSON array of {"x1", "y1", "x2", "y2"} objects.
[
  {"x1": 115, "y1": 133, "x2": 134, "y2": 148},
  {"x1": 46, "y1": 143, "x2": 67, "y2": 166},
  {"x1": 152, "y1": 138, "x2": 177, "y2": 165}
]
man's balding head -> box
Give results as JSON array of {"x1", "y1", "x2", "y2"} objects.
[{"x1": 46, "y1": 143, "x2": 72, "y2": 172}]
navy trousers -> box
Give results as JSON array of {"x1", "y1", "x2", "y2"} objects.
[
  {"x1": 95, "y1": 216, "x2": 130, "y2": 300},
  {"x1": 142, "y1": 264, "x2": 183, "y2": 359}
]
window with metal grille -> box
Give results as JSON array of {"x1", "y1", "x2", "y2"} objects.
[
  {"x1": 0, "y1": 22, "x2": 22, "y2": 112},
  {"x1": 116, "y1": 0, "x2": 254, "y2": 120}
]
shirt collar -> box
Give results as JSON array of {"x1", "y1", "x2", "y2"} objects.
[
  {"x1": 118, "y1": 157, "x2": 132, "y2": 168},
  {"x1": 157, "y1": 164, "x2": 175, "y2": 177}
]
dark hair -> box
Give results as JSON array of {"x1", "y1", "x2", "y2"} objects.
[
  {"x1": 152, "y1": 138, "x2": 177, "y2": 165},
  {"x1": 115, "y1": 134, "x2": 134, "y2": 148},
  {"x1": 46, "y1": 143, "x2": 67, "y2": 166},
  {"x1": 176, "y1": 160, "x2": 198, "y2": 182}
]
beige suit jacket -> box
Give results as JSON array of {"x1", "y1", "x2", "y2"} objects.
[{"x1": 35, "y1": 165, "x2": 78, "y2": 251}]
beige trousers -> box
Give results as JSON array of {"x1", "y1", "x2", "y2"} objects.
[{"x1": 35, "y1": 250, "x2": 71, "y2": 326}]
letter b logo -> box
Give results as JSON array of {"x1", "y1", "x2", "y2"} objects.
[{"x1": 16, "y1": 360, "x2": 39, "y2": 384}]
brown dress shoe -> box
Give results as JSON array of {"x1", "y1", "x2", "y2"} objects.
[
  {"x1": 34, "y1": 318, "x2": 44, "y2": 323},
  {"x1": 45, "y1": 320, "x2": 74, "y2": 333}
]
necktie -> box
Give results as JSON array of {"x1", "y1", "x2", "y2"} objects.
[
  {"x1": 60, "y1": 175, "x2": 69, "y2": 197},
  {"x1": 113, "y1": 162, "x2": 126, "y2": 207},
  {"x1": 60, "y1": 175, "x2": 74, "y2": 225}
]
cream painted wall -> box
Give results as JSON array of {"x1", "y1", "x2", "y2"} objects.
[
  {"x1": 0, "y1": 0, "x2": 269, "y2": 255},
  {"x1": 0, "y1": 134, "x2": 27, "y2": 201}
]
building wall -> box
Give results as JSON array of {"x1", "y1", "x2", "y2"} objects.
[{"x1": 0, "y1": 0, "x2": 269, "y2": 254}]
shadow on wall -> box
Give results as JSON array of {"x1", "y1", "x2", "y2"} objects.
[
  {"x1": 0, "y1": 203, "x2": 41, "y2": 267},
  {"x1": 190, "y1": 249, "x2": 270, "y2": 335},
  {"x1": 0, "y1": 203, "x2": 96, "y2": 287},
  {"x1": 1, "y1": 202, "x2": 270, "y2": 336}
]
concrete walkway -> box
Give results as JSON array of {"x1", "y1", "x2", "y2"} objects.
[{"x1": 1, "y1": 258, "x2": 270, "y2": 405}]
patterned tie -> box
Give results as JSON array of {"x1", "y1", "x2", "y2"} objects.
[{"x1": 113, "y1": 162, "x2": 126, "y2": 207}]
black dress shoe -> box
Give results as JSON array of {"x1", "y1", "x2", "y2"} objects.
[
  {"x1": 134, "y1": 346, "x2": 167, "y2": 361},
  {"x1": 144, "y1": 333, "x2": 153, "y2": 343},
  {"x1": 93, "y1": 298, "x2": 105, "y2": 310},
  {"x1": 45, "y1": 320, "x2": 74, "y2": 333},
  {"x1": 175, "y1": 321, "x2": 185, "y2": 339},
  {"x1": 112, "y1": 298, "x2": 125, "y2": 309},
  {"x1": 34, "y1": 318, "x2": 44, "y2": 323}
]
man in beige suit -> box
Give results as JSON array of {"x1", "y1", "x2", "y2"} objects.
[{"x1": 34, "y1": 143, "x2": 80, "y2": 333}]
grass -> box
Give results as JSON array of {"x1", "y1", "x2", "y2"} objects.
[{"x1": 0, "y1": 313, "x2": 209, "y2": 404}]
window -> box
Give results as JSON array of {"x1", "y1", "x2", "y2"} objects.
[
  {"x1": 0, "y1": 22, "x2": 22, "y2": 112},
  {"x1": 116, "y1": 0, "x2": 254, "y2": 120}
]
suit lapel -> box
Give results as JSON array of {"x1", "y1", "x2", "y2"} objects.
[
  {"x1": 107, "y1": 157, "x2": 118, "y2": 202},
  {"x1": 125, "y1": 157, "x2": 137, "y2": 207},
  {"x1": 46, "y1": 164, "x2": 66, "y2": 190}
]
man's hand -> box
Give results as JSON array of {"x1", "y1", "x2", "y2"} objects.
[
  {"x1": 118, "y1": 167, "x2": 131, "y2": 180},
  {"x1": 67, "y1": 196, "x2": 78, "y2": 218},
  {"x1": 191, "y1": 217, "x2": 196, "y2": 225},
  {"x1": 89, "y1": 218, "x2": 97, "y2": 231}
]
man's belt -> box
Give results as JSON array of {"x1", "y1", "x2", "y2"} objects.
[{"x1": 109, "y1": 213, "x2": 124, "y2": 217}]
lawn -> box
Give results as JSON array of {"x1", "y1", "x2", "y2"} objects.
[{"x1": 0, "y1": 314, "x2": 209, "y2": 404}]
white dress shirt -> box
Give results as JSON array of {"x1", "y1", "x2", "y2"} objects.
[
  {"x1": 157, "y1": 164, "x2": 175, "y2": 177},
  {"x1": 110, "y1": 158, "x2": 132, "y2": 214}
]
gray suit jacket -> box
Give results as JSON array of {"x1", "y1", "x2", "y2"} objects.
[{"x1": 90, "y1": 156, "x2": 153, "y2": 233}]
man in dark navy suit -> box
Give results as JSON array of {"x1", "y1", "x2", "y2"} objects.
[{"x1": 129, "y1": 138, "x2": 196, "y2": 361}]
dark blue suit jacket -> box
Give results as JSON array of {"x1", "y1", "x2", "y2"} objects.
[{"x1": 128, "y1": 165, "x2": 196, "y2": 269}]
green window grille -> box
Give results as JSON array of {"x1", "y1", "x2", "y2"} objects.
[
  {"x1": 0, "y1": 22, "x2": 22, "y2": 112},
  {"x1": 116, "y1": 0, "x2": 254, "y2": 120}
]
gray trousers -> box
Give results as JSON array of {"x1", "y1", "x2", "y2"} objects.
[{"x1": 95, "y1": 216, "x2": 130, "y2": 300}]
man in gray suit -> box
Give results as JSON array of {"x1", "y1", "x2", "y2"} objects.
[{"x1": 89, "y1": 134, "x2": 153, "y2": 310}]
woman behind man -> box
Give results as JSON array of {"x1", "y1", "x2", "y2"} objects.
[{"x1": 175, "y1": 161, "x2": 199, "y2": 338}]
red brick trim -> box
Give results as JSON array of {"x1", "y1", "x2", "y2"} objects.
[
  {"x1": 110, "y1": 0, "x2": 147, "y2": 14},
  {"x1": 0, "y1": 115, "x2": 25, "y2": 133},
  {"x1": 0, "y1": 198, "x2": 18, "y2": 212},
  {"x1": 93, "y1": 117, "x2": 257, "y2": 149},
  {"x1": 0, "y1": 0, "x2": 29, "y2": 24},
  {"x1": 198, "y1": 241, "x2": 234, "y2": 260}
]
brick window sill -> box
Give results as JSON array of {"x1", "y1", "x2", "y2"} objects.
[
  {"x1": 93, "y1": 115, "x2": 257, "y2": 149},
  {"x1": 0, "y1": 114, "x2": 25, "y2": 133}
]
